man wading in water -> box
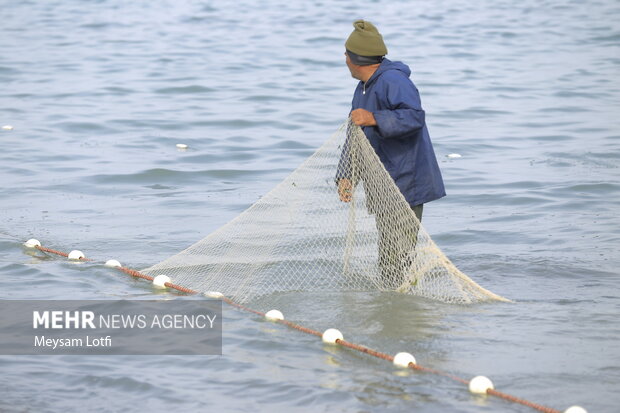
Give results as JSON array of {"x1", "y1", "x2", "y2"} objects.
[{"x1": 337, "y1": 20, "x2": 445, "y2": 289}]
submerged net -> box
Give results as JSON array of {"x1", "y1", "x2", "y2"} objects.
[{"x1": 143, "y1": 121, "x2": 508, "y2": 304}]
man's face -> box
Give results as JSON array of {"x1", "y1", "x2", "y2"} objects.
[{"x1": 345, "y1": 52, "x2": 361, "y2": 80}]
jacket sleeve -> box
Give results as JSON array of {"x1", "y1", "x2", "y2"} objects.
[{"x1": 372, "y1": 76, "x2": 426, "y2": 140}]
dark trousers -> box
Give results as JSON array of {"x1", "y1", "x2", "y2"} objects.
[{"x1": 375, "y1": 204, "x2": 423, "y2": 289}]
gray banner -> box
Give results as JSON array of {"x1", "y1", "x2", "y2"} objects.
[{"x1": 0, "y1": 300, "x2": 222, "y2": 355}]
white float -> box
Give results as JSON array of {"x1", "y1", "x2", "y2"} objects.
[
  {"x1": 152, "y1": 274, "x2": 171, "y2": 288},
  {"x1": 265, "y1": 309, "x2": 284, "y2": 321},
  {"x1": 393, "y1": 352, "x2": 416, "y2": 368},
  {"x1": 24, "y1": 239, "x2": 41, "y2": 248},
  {"x1": 322, "y1": 328, "x2": 343, "y2": 344},
  {"x1": 105, "y1": 259, "x2": 122, "y2": 268},
  {"x1": 564, "y1": 406, "x2": 588, "y2": 413},
  {"x1": 469, "y1": 375, "x2": 494, "y2": 394},
  {"x1": 68, "y1": 250, "x2": 85, "y2": 260}
]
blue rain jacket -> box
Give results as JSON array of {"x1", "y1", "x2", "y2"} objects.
[{"x1": 349, "y1": 58, "x2": 446, "y2": 207}]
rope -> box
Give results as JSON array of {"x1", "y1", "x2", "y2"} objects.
[
  {"x1": 29, "y1": 242, "x2": 563, "y2": 413},
  {"x1": 335, "y1": 339, "x2": 395, "y2": 363},
  {"x1": 487, "y1": 389, "x2": 562, "y2": 413},
  {"x1": 36, "y1": 246, "x2": 73, "y2": 258}
]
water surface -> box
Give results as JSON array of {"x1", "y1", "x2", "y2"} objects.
[{"x1": 1, "y1": 1, "x2": 619, "y2": 412}]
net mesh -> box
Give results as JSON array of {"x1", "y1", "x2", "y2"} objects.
[{"x1": 143, "y1": 121, "x2": 509, "y2": 304}]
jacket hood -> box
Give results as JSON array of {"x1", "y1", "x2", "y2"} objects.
[{"x1": 366, "y1": 58, "x2": 411, "y2": 86}]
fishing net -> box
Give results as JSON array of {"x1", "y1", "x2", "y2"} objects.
[{"x1": 143, "y1": 121, "x2": 509, "y2": 304}]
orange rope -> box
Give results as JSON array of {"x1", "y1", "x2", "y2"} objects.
[
  {"x1": 220, "y1": 296, "x2": 324, "y2": 337},
  {"x1": 36, "y1": 246, "x2": 71, "y2": 258},
  {"x1": 32, "y1": 242, "x2": 564, "y2": 413},
  {"x1": 117, "y1": 266, "x2": 155, "y2": 282},
  {"x1": 336, "y1": 339, "x2": 395, "y2": 362},
  {"x1": 487, "y1": 389, "x2": 561, "y2": 413},
  {"x1": 410, "y1": 364, "x2": 470, "y2": 385}
]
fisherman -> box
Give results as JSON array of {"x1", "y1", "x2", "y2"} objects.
[{"x1": 337, "y1": 20, "x2": 446, "y2": 288}]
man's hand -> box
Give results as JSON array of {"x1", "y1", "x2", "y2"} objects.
[
  {"x1": 351, "y1": 108, "x2": 377, "y2": 126},
  {"x1": 338, "y1": 178, "x2": 353, "y2": 202}
]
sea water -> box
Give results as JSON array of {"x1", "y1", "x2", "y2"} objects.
[{"x1": 1, "y1": 1, "x2": 619, "y2": 411}]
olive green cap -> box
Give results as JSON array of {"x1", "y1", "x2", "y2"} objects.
[{"x1": 345, "y1": 20, "x2": 388, "y2": 57}]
